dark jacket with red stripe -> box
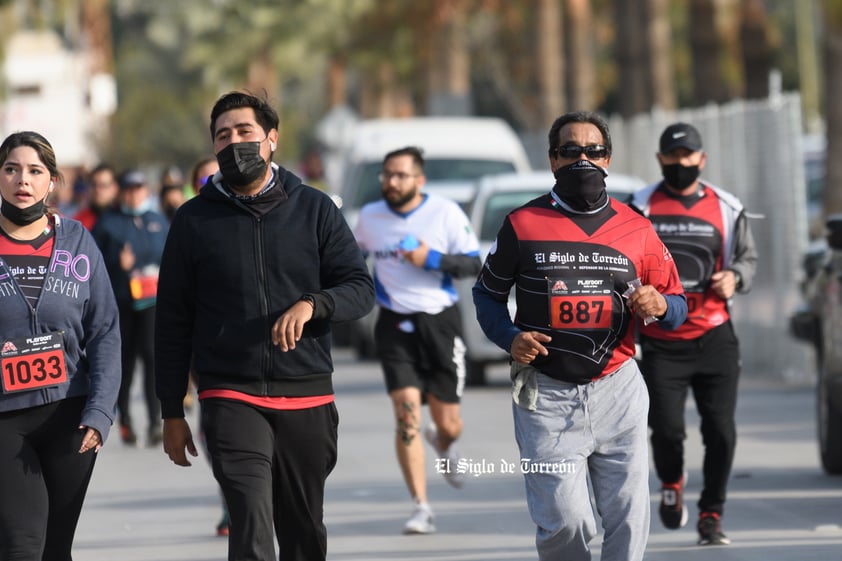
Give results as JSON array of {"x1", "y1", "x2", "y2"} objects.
[
  {"x1": 473, "y1": 193, "x2": 686, "y2": 384},
  {"x1": 629, "y1": 180, "x2": 758, "y2": 341},
  {"x1": 154, "y1": 165, "x2": 374, "y2": 418}
]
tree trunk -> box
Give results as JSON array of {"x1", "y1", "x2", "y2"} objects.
[
  {"x1": 326, "y1": 55, "x2": 347, "y2": 108},
  {"x1": 798, "y1": 0, "x2": 823, "y2": 133},
  {"x1": 536, "y1": 0, "x2": 564, "y2": 120},
  {"x1": 426, "y1": 0, "x2": 472, "y2": 115},
  {"x1": 739, "y1": 0, "x2": 771, "y2": 99},
  {"x1": 823, "y1": 1, "x2": 842, "y2": 215},
  {"x1": 565, "y1": 0, "x2": 594, "y2": 111},
  {"x1": 615, "y1": 0, "x2": 651, "y2": 117},
  {"x1": 81, "y1": 0, "x2": 113, "y2": 73},
  {"x1": 689, "y1": 0, "x2": 726, "y2": 104},
  {"x1": 647, "y1": 0, "x2": 676, "y2": 110},
  {"x1": 246, "y1": 49, "x2": 278, "y2": 104}
]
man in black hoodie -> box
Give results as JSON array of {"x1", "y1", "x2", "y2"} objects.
[{"x1": 154, "y1": 91, "x2": 374, "y2": 561}]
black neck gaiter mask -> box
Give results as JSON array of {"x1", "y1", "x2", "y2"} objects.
[
  {"x1": 552, "y1": 160, "x2": 608, "y2": 212},
  {"x1": 1, "y1": 197, "x2": 47, "y2": 226}
]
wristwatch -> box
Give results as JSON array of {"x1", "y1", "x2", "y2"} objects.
[{"x1": 732, "y1": 270, "x2": 742, "y2": 289}]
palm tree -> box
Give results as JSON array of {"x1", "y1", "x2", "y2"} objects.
[
  {"x1": 739, "y1": 0, "x2": 771, "y2": 99},
  {"x1": 615, "y1": 0, "x2": 651, "y2": 117},
  {"x1": 648, "y1": 0, "x2": 676, "y2": 110},
  {"x1": 689, "y1": 0, "x2": 726, "y2": 103}
]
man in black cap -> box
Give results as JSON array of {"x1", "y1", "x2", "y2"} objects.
[
  {"x1": 92, "y1": 169, "x2": 169, "y2": 446},
  {"x1": 630, "y1": 122, "x2": 758, "y2": 546}
]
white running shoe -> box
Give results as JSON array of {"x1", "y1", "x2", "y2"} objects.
[
  {"x1": 403, "y1": 502, "x2": 435, "y2": 535},
  {"x1": 424, "y1": 423, "x2": 465, "y2": 489}
]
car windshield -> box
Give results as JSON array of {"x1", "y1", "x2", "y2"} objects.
[
  {"x1": 349, "y1": 159, "x2": 517, "y2": 209},
  {"x1": 480, "y1": 190, "x2": 546, "y2": 241},
  {"x1": 479, "y1": 185, "x2": 640, "y2": 241}
]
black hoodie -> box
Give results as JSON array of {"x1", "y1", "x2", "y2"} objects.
[{"x1": 154, "y1": 164, "x2": 374, "y2": 418}]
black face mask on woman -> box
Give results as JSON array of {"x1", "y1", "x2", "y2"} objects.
[
  {"x1": 661, "y1": 163, "x2": 700, "y2": 190},
  {"x1": 1, "y1": 196, "x2": 47, "y2": 226},
  {"x1": 552, "y1": 160, "x2": 608, "y2": 212},
  {"x1": 216, "y1": 141, "x2": 268, "y2": 188}
]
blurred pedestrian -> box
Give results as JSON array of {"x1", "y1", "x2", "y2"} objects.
[
  {"x1": 353, "y1": 146, "x2": 481, "y2": 534},
  {"x1": 92, "y1": 169, "x2": 169, "y2": 446},
  {"x1": 155, "y1": 90, "x2": 373, "y2": 561},
  {"x1": 0, "y1": 131, "x2": 121, "y2": 559},
  {"x1": 299, "y1": 144, "x2": 329, "y2": 192},
  {"x1": 189, "y1": 155, "x2": 219, "y2": 195},
  {"x1": 74, "y1": 163, "x2": 120, "y2": 231},
  {"x1": 473, "y1": 111, "x2": 687, "y2": 561},
  {"x1": 159, "y1": 184, "x2": 186, "y2": 222},
  {"x1": 630, "y1": 122, "x2": 758, "y2": 546}
]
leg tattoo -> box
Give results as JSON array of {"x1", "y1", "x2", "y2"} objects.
[{"x1": 398, "y1": 401, "x2": 419, "y2": 446}]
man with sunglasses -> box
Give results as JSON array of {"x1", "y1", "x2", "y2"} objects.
[
  {"x1": 353, "y1": 146, "x2": 482, "y2": 535},
  {"x1": 630, "y1": 122, "x2": 758, "y2": 546},
  {"x1": 473, "y1": 111, "x2": 687, "y2": 561}
]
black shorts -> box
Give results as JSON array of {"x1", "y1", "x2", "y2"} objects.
[{"x1": 374, "y1": 305, "x2": 466, "y2": 403}]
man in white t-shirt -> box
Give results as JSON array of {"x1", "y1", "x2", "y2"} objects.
[{"x1": 353, "y1": 146, "x2": 481, "y2": 535}]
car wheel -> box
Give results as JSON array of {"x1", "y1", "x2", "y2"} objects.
[
  {"x1": 818, "y1": 359, "x2": 842, "y2": 475},
  {"x1": 466, "y1": 360, "x2": 487, "y2": 386}
]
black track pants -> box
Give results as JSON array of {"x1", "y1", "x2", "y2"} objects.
[{"x1": 201, "y1": 399, "x2": 339, "y2": 561}]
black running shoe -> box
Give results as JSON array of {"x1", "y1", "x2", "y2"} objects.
[
  {"x1": 659, "y1": 476, "x2": 688, "y2": 529},
  {"x1": 697, "y1": 511, "x2": 731, "y2": 546}
]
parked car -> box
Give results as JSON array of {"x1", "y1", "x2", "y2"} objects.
[
  {"x1": 457, "y1": 170, "x2": 648, "y2": 385},
  {"x1": 789, "y1": 214, "x2": 842, "y2": 475}
]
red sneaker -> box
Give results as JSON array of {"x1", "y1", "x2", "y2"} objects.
[
  {"x1": 659, "y1": 475, "x2": 688, "y2": 529},
  {"x1": 697, "y1": 511, "x2": 731, "y2": 546}
]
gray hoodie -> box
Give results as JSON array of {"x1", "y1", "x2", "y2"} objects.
[{"x1": 0, "y1": 215, "x2": 121, "y2": 442}]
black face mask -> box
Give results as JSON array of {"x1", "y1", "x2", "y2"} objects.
[
  {"x1": 216, "y1": 141, "x2": 268, "y2": 188},
  {"x1": 552, "y1": 160, "x2": 608, "y2": 212},
  {"x1": 1, "y1": 197, "x2": 47, "y2": 226},
  {"x1": 661, "y1": 163, "x2": 700, "y2": 190}
]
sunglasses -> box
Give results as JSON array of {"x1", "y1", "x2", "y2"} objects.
[{"x1": 554, "y1": 144, "x2": 608, "y2": 160}]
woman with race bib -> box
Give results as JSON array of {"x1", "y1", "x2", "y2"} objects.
[{"x1": 0, "y1": 131, "x2": 121, "y2": 560}]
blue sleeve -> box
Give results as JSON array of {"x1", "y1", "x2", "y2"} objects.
[
  {"x1": 657, "y1": 293, "x2": 688, "y2": 331},
  {"x1": 472, "y1": 281, "x2": 520, "y2": 354},
  {"x1": 79, "y1": 233, "x2": 122, "y2": 443}
]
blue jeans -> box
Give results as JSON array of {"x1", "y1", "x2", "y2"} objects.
[{"x1": 512, "y1": 359, "x2": 650, "y2": 561}]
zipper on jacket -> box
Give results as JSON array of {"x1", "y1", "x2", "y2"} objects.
[{"x1": 254, "y1": 216, "x2": 271, "y2": 396}]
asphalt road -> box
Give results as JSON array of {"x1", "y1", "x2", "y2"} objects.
[{"x1": 73, "y1": 349, "x2": 842, "y2": 561}]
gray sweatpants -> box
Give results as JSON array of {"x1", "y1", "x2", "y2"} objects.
[{"x1": 512, "y1": 359, "x2": 650, "y2": 561}]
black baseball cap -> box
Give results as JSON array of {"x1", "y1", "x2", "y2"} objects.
[
  {"x1": 119, "y1": 169, "x2": 148, "y2": 190},
  {"x1": 659, "y1": 123, "x2": 703, "y2": 154}
]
